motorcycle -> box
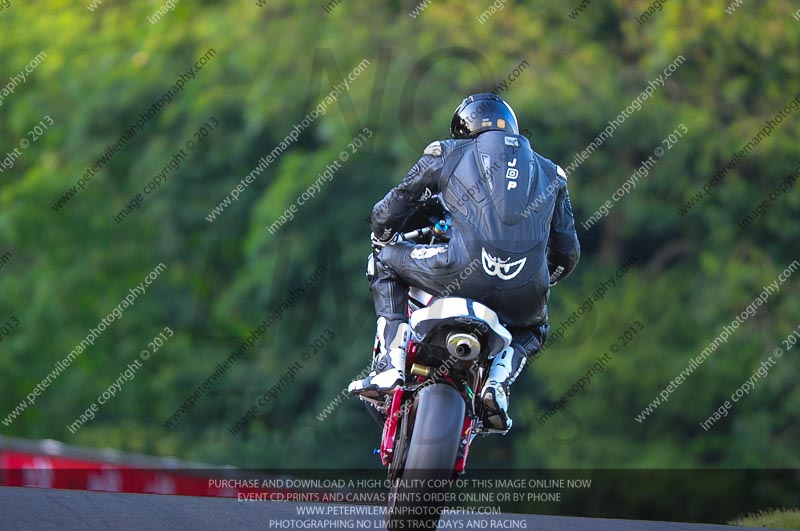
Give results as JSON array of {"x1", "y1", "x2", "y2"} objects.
[{"x1": 358, "y1": 211, "x2": 514, "y2": 530}]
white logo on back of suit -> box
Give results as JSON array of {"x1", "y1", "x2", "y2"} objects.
[
  {"x1": 506, "y1": 157, "x2": 519, "y2": 190},
  {"x1": 481, "y1": 247, "x2": 527, "y2": 280}
]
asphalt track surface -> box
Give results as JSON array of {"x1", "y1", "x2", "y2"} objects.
[{"x1": 0, "y1": 487, "x2": 777, "y2": 531}]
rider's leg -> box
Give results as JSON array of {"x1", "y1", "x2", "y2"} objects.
[
  {"x1": 348, "y1": 242, "x2": 455, "y2": 397},
  {"x1": 481, "y1": 324, "x2": 548, "y2": 432},
  {"x1": 348, "y1": 253, "x2": 411, "y2": 396}
]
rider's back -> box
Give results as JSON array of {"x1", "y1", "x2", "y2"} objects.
[{"x1": 438, "y1": 131, "x2": 564, "y2": 326}]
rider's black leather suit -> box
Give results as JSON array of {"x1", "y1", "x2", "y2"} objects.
[{"x1": 370, "y1": 130, "x2": 580, "y2": 357}]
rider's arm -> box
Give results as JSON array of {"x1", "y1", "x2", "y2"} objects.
[
  {"x1": 547, "y1": 166, "x2": 580, "y2": 284},
  {"x1": 370, "y1": 141, "x2": 447, "y2": 240}
]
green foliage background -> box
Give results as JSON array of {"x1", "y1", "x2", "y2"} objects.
[{"x1": 1, "y1": 0, "x2": 798, "y2": 521}]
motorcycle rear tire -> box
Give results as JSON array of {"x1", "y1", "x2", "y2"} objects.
[{"x1": 386, "y1": 384, "x2": 464, "y2": 530}]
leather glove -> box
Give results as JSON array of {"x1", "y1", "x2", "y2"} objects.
[
  {"x1": 371, "y1": 231, "x2": 397, "y2": 253},
  {"x1": 549, "y1": 265, "x2": 564, "y2": 287}
]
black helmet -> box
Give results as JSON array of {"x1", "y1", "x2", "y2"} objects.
[{"x1": 450, "y1": 93, "x2": 519, "y2": 139}]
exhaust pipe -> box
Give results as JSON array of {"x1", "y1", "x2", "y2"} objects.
[{"x1": 446, "y1": 331, "x2": 481, "y2": 360}]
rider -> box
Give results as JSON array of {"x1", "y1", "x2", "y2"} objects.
[{"x1": 348, "y1": 93, "x2": 580, "y2": 432}]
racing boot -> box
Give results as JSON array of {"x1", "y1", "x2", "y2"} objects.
[
  {"x1": 481, "y1": 345, "x2": 526, "y2": 433},
  {"x1": 348, "y1": 318, "x2": 411, "y2": 398}
]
